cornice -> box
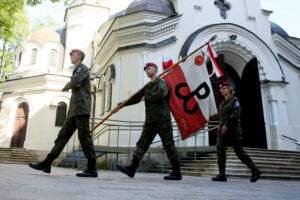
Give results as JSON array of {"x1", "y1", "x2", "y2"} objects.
[
  {"x1": 273, "y1": 33, "x2": 300, "y2": 68},
  {"x1": 92, "y1": 15, "x2": 181, "y2": 72}
]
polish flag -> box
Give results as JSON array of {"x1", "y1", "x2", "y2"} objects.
[
  {"x1": 162, "y1": 56, "x2": 174, "y2": 70},
  {"x1": 163, "y1": 51, "x2": 217, "y2": 139},
  {"x1": 207, "y1": 43, "x2": 223, "y2": 77}
]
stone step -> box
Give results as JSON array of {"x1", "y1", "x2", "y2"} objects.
[
  {"x1": 151, "y1": 148, "x2": 300, "y2": 180},
  {"x1": 181, "y1": 163, "x2": 300, "y2": 170},
  {"x1": 157, "y1": 164, "x2": 300, "y2": 174},
  {"x1": 151, "y1": 169, "x2": 300, "y2": 181},
  {"x1": 0, "y1": 148, "x2": 37, "y2": 164},
  {"x1": 181, "y1": 159, "x2": 300, "y2": 167},
  {"x1": 188, "y1": 152, "x2": 300, "y2": 161},
  {"x1": 209, "y1": 152, "x2": 300, "y2": 159},
  {"x1": 182, "y1": 156, "x2": 300, "y2": 164}
]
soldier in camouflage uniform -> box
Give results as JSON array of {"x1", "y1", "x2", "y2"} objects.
[
  {"x1": 113, "y1": 62, "x2": 182, "y2": 180},
  {"x1": 212, "y1": 82, "x2": 261, "y2": 182},
  {"x1": 29, "y1": 49, "x2": 97, "y2": 178}
]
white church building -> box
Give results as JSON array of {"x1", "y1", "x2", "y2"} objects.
[{"x1": 0, "y1": 0, "x2": 299, "y2": 158}]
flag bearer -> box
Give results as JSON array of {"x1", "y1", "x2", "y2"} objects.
[{"x1": 113, "y1": 62, "x2": 182, "y2": 180}]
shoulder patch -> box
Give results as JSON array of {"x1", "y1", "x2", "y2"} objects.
[
  {"x1": 76, "y1": 67, "x2": 82, "y2": 73},
  {"x1": 234, "y1": 101, "x2": 240, "y2": 107}
]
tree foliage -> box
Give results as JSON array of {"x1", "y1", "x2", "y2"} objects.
[
  {"x1": 26, "y1": 0, "x2": 70, "y2": 6},
  {"x1": 0, "y1": 10, "x2": 30, "y2": 81},
  {"x1": 0, "y1": 0, "x2": 68, "y2": 82},
  {"x1": 31, "y1": 16, "x2": 63, "y2": 31}
]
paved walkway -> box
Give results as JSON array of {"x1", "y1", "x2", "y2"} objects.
[{"x1": 0, "y1": 163, "x2": 299, "y2": 200}]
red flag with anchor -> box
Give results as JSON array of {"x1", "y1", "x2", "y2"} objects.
[{"x1": 163, "y1": 51, "x2": 217, "y2": 139}]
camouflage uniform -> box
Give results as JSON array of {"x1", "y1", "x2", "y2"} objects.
[
  {"x1": 49, "y1": 63, "x2": 96, "y2": 163},
  {"x1": 124, "y1": 77, "x2": 180, "y2": 165},
  {"x1": 216, "y1": 95, "x2": 255, "y2": 170}
]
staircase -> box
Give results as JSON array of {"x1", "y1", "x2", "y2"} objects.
[
  {"x1": 0, "y1": 148, "x2": 37, "y2": 164},
  {"x1": 152, "y1": 147, "x2": 300, "y2": 180}
]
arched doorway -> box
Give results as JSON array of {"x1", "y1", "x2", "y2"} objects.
[
  {"x1": 11, "y1": 102, "x2": 29, "y2": 148},
  {"x1": 208, "y1": 56, "x2": 267, "y2": 148}
]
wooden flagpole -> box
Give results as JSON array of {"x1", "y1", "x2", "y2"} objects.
[{"x1": 90, "y1": 35, "x2": 217, "y2": 132}]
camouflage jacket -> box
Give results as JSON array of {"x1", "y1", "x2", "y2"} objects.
[
  {"x1": 218, "y1": 95, "x2": 242, "y2": 138},
  {"x1": 124, "y1": 77, "x2": 171, "y2": 123},
  {"x1": 63, "y1": 63, "x2": 91, "y2": 118}
]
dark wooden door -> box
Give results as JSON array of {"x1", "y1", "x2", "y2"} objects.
[
  {"x1": 11, "y1": 103, "x2": 29, "y2": 148},
  {"x1": 240, "y1": 58, "x2": 267, "y2": 148}
]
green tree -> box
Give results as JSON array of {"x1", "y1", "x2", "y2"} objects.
[
  {"x1": 0, "y1": 3, "x2": 30, "y2": 81},
  {"x1": 26, "y1": 0, "x2": 69, "y2": 6},
  {"x1": 0, "y1": 0, "x2": 68, "y2": 82},
  {"x1": 31, "y1": 16, "x2": 63, "y2": 31}
]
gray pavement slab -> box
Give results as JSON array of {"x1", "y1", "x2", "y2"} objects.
[{"x1": 0, "y1": 163, "x2": 299, "y2": 200}]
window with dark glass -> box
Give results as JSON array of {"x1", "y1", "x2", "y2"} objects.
[
  {"x1": 48, "y1": 49, "x2": 57, "y2": 67},
  {"x1": 31, "y1": 48, "x2": 37, "y2": 64},
  {"x1": 18, "y1": 52, "x2": 22, "y2": 66},
  {"x1": 55, "y1": 102, "x2": 67, "y2": 126}
]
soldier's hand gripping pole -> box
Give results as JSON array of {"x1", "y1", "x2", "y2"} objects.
[{"x1": 90, "y1": 35, "x2": 217, "y2": 132}]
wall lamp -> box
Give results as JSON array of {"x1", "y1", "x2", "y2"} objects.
[{"x1": 229, "y1": 34, "x2": 237, "y2": 40}]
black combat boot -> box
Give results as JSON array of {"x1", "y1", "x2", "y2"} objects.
[
  {"x1": 249, "y1": 165, "x2": 261, "y2": 182},
  {"x1": 116, "y1": 157, "x2": 140, "y2": 178},
  {"x1": 212, "y1": 165, "x2": 227, "y2": 181},
  {"x1": 164, "y1": 161, "x2": 182, "y2": 180},
  {"x1": 76, "y1": 159, "x2": 98, "y2": 178},
  {"x1": 28, "y1": 154, "x2": 55, "y2": 174}
]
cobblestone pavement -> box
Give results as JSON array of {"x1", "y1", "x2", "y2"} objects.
[{"x1": 0, "y1": 163, "x2": 299, "y2": 200}]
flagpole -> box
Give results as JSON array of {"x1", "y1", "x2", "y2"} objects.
[{"x1": 90, "y1": 35, "x2": 217, "y2": 132}]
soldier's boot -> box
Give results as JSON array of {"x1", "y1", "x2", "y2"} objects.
[
  {"x1": 249, "y1": 165, "x2": 261, "y2": 182},
  {"x1": 116, "y1": 157, "x2": 140, "y2": 178},
  {"x1": 212, "y1": 165, "x2": 227, "y2": 181},
  {"x1": 76, "y1": 159, "x2": 98, "y2": 178},
  {"x1": 28, "y1": 154, "x2": 55, "y2": 174},
  {"x1": 164, "y1": 161, "x2": 182, "y2": 180}
]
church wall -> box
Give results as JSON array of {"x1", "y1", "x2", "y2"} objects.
[
  {"x1": 279, "y1": 60, "x2": 300, "y2": 147},
  {"x1": 64, "y1": 5, "x2": 110, "y2": 69},
  {"x1": 0, "y1": 75, "x2": 72, "y2": 152}
]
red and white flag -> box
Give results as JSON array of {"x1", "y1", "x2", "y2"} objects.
[
  {"x1": 207, "y1": 43, "x2": 223, "y2": 77},
  {"x1": 163, "y1": 51, "x2": 217, "y2": 139},
  {"x1": 162, "y1": 55, "x2": 174, "y2": 70}
]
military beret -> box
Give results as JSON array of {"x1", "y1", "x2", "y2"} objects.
[
  {"x1": 144, "y1": 62, "x2": 158, "y2": 70},
  {"x1": 219, "y1": 81, "x2": 233, "y2": 88},
  {"x1": 69, "y1": 49, "x2": 85, "y2": 60}
]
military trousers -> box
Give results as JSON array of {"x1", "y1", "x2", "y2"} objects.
[
  {"x1": 216, "y1": 135, "x2": 255, "y2": 168},
  {"x1": 49, "y1": 115, "x2": 96, "y2": 161},
  {"x1": 133, "y1": 120, "x2": 180, "y2": 165}
]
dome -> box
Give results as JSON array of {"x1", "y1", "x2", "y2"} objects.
[
  {"x1": 125, "y1": 0, "x2": 176, "y2": 15},
  {"x1": 271, "y1": 22, "x2": 289, "y2": 37},
  {"x1": 28, "y1": 27, "x2": 65, "y2": 45}
]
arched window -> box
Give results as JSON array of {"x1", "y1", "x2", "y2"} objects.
[
  {"x1": 98, "y1": 65, "x2": 115, "y2": 115},
  {"x1": 55, "y1": 102, "x2": 67, "y2": 126},
  {"x1": 48, "y1": 49, "x2": 57, "y2": 67},
  {"x1": 18, "y1": 52, "x2": 22, "y2": 67},
  {"x1": 30, "y1": 48, "x2": 37, "y2": 65},
  {"x1": 106, "y1": 82, "x2": 113, "y2": 112},
  {"x1": 105, "y1": 65, "x2": 115, "y2": 112},
  {"x1": 100, "y1": 82, "x2": 107, "y2": 116}
]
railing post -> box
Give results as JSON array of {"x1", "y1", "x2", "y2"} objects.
[
  {"x1": 116, "y1": 123, "x2": 120, "y2": 164},
  {"x1": 194, "y1": 133, "x2": 197, "y2": 160},
  {"x1": 108, "y1": 126, "x2": 111, "y2": 146},
  {"x1": 128, "y1": 121, "x2": 132, "y2": 161},
  {"x1": 72, "y1": 134, "x2": 76, "y2": 168}
]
